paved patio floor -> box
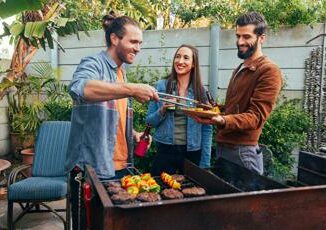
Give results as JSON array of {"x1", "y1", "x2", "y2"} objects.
[{"x1": 0, "y1": 199, "x2": 66, "y2": 230}]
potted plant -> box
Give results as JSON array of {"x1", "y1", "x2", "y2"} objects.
[
  {"x1": 7, "y1": 75, "x2": 36, "y2": 158},
  {"x1": 7, "y1": 63, "x2": 55, "y2": 159}
]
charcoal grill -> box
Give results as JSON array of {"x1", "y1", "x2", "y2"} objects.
[{"x1": 85, "y1": 151, "x2": 326, "y2": 230}]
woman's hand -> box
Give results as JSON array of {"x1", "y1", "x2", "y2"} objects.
[{"x1": 159, "y1": 98, "x2": 177, "y2": 115}]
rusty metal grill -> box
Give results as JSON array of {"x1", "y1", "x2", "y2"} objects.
[
  {"x1": 85, "y1": 151, "x2": 326, "y2": 229},
  {"x1": 212, "y1": 158, "x2": 288, "y2": 192}
]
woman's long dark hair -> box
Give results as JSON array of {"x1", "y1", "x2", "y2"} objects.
[{"x1": 166, "y1": 44, "x2": 205, "y2": 103}]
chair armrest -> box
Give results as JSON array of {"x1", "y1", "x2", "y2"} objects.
[{"x1": 7, "y1": 164, "x2": 31, "y2": 186}]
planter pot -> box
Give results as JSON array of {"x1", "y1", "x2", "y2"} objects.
[
  {"x1": 10, "y1": 133, "x2": 35, "y2": 159},
  {"x1": 21, "y1": 148, "x2": 34, "y2": 177}
]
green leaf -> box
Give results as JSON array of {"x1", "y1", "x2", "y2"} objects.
[
  {"x1": 32, "y1": 21, "x2": 48, "y2": 38},
  {"x1": 0, "y1": 0, "x2": 43, "y2": 19},
  {"x1": 38, "y1": 37, "x2": 46, "y2": 50},
  {"x1": 44, "y1": 1, "x2": 59, "y2": 20},
  {"x1": 9, "y1": 22, "x2": 24, "y2": 36},
  {"x1": 0, "y1": 77, "x2": 15, "y2": 91},
  {"x1": 44, "y1": 29, "x2": 54, "y2": 49},
  {"x1": 9, "y1": 35, "x2": 14, "y2": 44},
  {"x1": 24, "y1": 21, "x2": 34, "y2": 38},
  {"x1": 23, "y1": 21, "x2": 48, "y2": 38},
  {"x1": 29, "y1": 37, "x2": 38, "y2": 48},
  {"x1": 56, "y1": 18, "x2": 69, "y2": 27},
  {"x1": 0, "y1": 22, "x2": 10, "y2": 39}
]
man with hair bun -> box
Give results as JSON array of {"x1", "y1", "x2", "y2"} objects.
[
  {"x1": 65, "y1": 14, "x2": 158, "y2": 229},
  {"x1": 194, "y1": 11, "x2": 282, "y2": 175}
]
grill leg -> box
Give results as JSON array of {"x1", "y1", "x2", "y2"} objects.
[
  {"x1": 66, "y1": 196, "x2": 71, "y2": 230},
  {"x1": 7, "y1": 200, "x2": 14, "y2": 230}
]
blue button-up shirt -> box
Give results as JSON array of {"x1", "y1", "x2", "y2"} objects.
[{"x1": 65, "y1": 51, "x2": 134, "y2": 179}]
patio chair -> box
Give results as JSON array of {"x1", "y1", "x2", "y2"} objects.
[{"x1": 7, "y1": 121, "x2": 71, "y2": 230}]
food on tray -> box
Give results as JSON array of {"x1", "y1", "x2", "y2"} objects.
[
  {"x1": 111, "y1": 192, "x2": 136, "y2": 204},
  {"x1": 137, "y1": 192, "x2": 162, "y2": 202},
  {"x1": 171, "y1": 174, "x2": 185, "y2": 183},
  {"x1": 161, "y1": 188, "x2": 184, "y2": 200},
  {"x1": 127, "y1": 186, "x2": 139, "y2": 195},
  {"x1": 181, "y1": 105, "x2": 221, "y2": 118},
  {"x1": 107, "y1": 186, "x2": 125, "y2": 195},
  {"x1": 182, "y1": 187, "x2": 206, "y2": 197},
  {"x1": 106, "y1": 181, "x2": 125, "y2": 195},
  {"x1": 148, "y1": 184, "x2": 161, "y2": 193},
  {"x1": 141, "y1": 173, "x2": 151, "y2": 181},
  {"x1": 161, "y1": 172, "x2": 181, "y2": 189},
  {"x1": 211, "y1": 106, "x2": 220, "y2": 113},
  {"x1": 106, "y1": 181, "x2": 121, "y2": 188},
  {"x1": 120, "y1": 173, "x2": 161, "y2": 195},
  {"x1": 189, "y1": 105, "x2": 220, "y2": 113}
]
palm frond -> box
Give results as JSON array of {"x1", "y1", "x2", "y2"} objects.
[{"x1": 31, "y1": 62, "x2": 54, "y2": 79}]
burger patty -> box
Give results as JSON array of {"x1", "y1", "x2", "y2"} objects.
[
  {"x1": 107, "y1": 186, "x2": 126, "y2": 195},
  {"x1": 137, "y1": 192, "x2": 161, "y2": 202},
  {"x1": 171, "y1": 174, "x2": 185, "y2": 183},
  {"x1": 182, "y1": 187, "x2": 206, "y2": 197},
  {"x1": 111, "y1": 192, "x2": 136, "y2": 204},
  {"x1": 161, "y1": 188, "x2": 184, "y2": 200},
  {"x1": 106, "y1": 181, "x2": 125, "y2": 195},
  {"x1": 106, "y1": 181, "x2": 121, "y2": 188}
]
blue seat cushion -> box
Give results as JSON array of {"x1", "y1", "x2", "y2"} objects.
[{"x1": 8, "y1": 177, "x2": 67, "y2": 201}]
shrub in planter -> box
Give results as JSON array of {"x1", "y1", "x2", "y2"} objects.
[{"x1": 260, "y1": 99, "x2": 312, "y2": 181}]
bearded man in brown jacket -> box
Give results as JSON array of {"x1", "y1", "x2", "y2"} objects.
[{"x1": 194, "y1": 11, "x2": 282, "y2": 175}]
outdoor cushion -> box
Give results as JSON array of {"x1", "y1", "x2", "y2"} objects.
[
  {"x1": 8, "y1": 176, "x2": 67, "y2": 201},
  {"x1": 32, "y1": 121, "x2": 71, "y2": 177}
]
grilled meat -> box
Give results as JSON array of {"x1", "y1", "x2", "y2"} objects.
[
  {"x1": 106, "y1": 181, "x2": 121, "y2": 188},
  {"x1": 111, "y1": 192, "x2": 136, "y2": 204},
  {"x1": 171, "y1": 174, "x2": 185, "y2": 183},
  {"x1": 137, "y1": 192, "x2": 161, "y2": 202},
  {"x1": 161, "y1": 188, "x2": 184, "y2": 200},
  {"x1": 107, "y1": 186, "x2": 125, "y2": 195},
  {"x1": 182, "y1": 187, "x2": 206, "y2": 197}
]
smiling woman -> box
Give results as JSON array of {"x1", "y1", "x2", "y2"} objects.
[{"x1": 146, "y1": 44, "x2": 213, "y2": 174}]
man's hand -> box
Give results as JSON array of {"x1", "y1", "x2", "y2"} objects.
[
  {"x1": 190, "y1": 115, "x2": 226, "y2": 127},
  {"x1": 130, "y1": 84, "x2": 159, "y2": 103}
]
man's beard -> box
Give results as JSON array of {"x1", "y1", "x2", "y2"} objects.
[
  {"x1": 117, "y1": 48, "x2": 132, "y2": 64},
  {"x1": 237, "y1": 39, "x2": 258, "y2": 60}
]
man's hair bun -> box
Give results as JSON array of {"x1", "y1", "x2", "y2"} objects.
[{"x1": 102, "y1": 11, "x2": 116, "y2": 30}]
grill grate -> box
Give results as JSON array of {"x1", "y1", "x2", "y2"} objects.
[{"x1": 103, "y1": 174, "x2": 208, "y2": 205}]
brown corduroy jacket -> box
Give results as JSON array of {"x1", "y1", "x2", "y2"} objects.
[{"x1": 217, "y1": 55, "x2": 282, "y2": 145}]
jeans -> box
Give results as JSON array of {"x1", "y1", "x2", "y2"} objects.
[
  {"x1": 216, "y1": 143, "x2": 264, "y2": 175},
  {"x1": 151, "y1": 142, "x2": 201, "y2": 176}
]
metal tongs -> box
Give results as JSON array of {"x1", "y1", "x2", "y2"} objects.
[{"x1": 157, "y1": 92, "x2": 213, "y2": 110}]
